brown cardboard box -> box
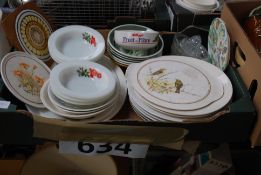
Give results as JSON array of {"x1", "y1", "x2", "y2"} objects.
[{"x1": 221, "y1": 1, "x2": 261, "y2": 147}]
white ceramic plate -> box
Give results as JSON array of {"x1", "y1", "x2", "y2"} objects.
[
  {"x1": 126, "y1": 56, "x2": 232, "y2": 117},
  {"x1": 50, "y1": 61, "x2": 116, "y2": 105},
  {"x1": 37, "y1": 56, "x2": 127, "y2": 121},
  {"x1": 48, "y1": 83, "x2": 119, "y2": 112},
  {"x1": 1, "y1": 51, "x2": 50, "y2": 108},
  {"x1": 176, "y1": 0, "x2": 219, "y2": 13},
  {"x1": 129, "y1": 58, "x2": 224, "y2": 111},
  {"x1": 26, "y1": 104, "x2": 63, "y2": 120},
  {"x1": 208, "y1": 18, "x2": 230, "y2": 71},
  {"x1": 15, "y1": 10, "x2": 52, "y2": 62},
  {"x1": 185, "y1": 0, "x2": 217, "y2": 8},
  {"x1": 48, "y1": 25, "x2": 105, "y2": 63}
]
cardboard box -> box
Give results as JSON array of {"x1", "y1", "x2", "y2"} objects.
[
  {"x1": 165, "y1": 0, "x2": 220, "y2": 32},
  {"x1": 170, "y1": 144, "x2": 233, "y2": 175},
  {"x1": 221, "y1": 1, "x2": 261, "y2": 147}
]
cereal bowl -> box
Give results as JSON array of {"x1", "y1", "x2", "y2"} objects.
[
  {"x1": 48, "y1": 25, "x2": 105, "y2": 63},
  {"x1": 50, "y1": 61, "x2": 116, "y2": 105}
]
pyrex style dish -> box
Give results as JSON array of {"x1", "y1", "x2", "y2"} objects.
[
  {"x1": 49, "y1": 61, "x2": 116, "y2": 105},
  {"x1": 48, "y1": 25, "x2": 105, "y2": 63}
]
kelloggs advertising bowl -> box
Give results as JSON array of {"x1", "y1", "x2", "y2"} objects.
[{"x1": 114, "y1": 30, "x2": 159, "y2": 50}]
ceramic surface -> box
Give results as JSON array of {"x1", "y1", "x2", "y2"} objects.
[
  {"x1": 126, "y1": 56, "x2": 232, "y2": 118},
  {"x1": 37, "y1": 56, "x2": 127, "y2": 121},
  {"x1": 15, "y1": 10, "x2": 52, "y2": 61},
  {"x1": 50, "y1": 61, "x2": 116, "y2": 105},
  {"x1": 185, "y1": 0, "x2": 216, "y2": 8},
  {"x1": 208, "y1": 18, "x2": 230, "y2": 71},
  {"x1": 130, "y1": 58, "x2": 224, "y2": 110},
  {"x1": 176, "y1": 0, "x2": 219, "y2": 13},
  {"x1": 1, "y1": 51, "x2": 50, "y2": 108},
  {"x1": 48, "y1": 25, "x2": 105, "y2": 63}
]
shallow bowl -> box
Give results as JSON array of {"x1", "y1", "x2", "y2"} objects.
[
  {"x1": 50, "y1": 61, "x2": 116, "y2": 105},
  {"x1": 48, "y1": 25, "x2": 105, "y2": 63}
]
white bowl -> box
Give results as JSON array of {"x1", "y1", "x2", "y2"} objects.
[
  {"x1": 114, "y1": 30, "x2": 159, "y2": 50},
  {"x1": 48, "y1": 25, "x2": 105, "y2": 63},
  {"x1": 50, "y1": 61, "x2": 116, "y2": 105},
  {"x1": 107, "y1": 24, "x2": 164, "y2": 59}
]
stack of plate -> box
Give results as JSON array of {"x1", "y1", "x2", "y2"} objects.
[
  {"x1": 176, "y1": 0, "x2": 219, "y2": 13},
  {"x1": 107, "y1": 24, "x2": 164, "y2": 67},
  {"x1": 39, "y1": 57, "x2": 127, "y2": 121},
  {"x1": 126, "y1": 56, "x2": 233, "y2": 123}
]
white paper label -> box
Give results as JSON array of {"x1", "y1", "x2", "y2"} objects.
[
  {"x1": 0, "y1": 100, "x2": 10, "y2": 109},
  {"x1": 59, "y1": 141, "x2": 149, "y2": 158}
]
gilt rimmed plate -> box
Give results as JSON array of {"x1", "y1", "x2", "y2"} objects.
[
  {"x1": 15, "y1": 10, "x2": 52, "y2": 62},
  {"x1": 1, "y1": 51, "x2": 50, "y2": 108},
  {"x1": 208, "y1": 18, "x2": 230, "y2": 71},
  {"x1": 129, "y1": 58, "x2": 223, "y2": 111}
]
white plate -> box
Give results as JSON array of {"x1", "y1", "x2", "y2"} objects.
[
  {"x1": 48, "y1": 82, "x2": 119, "y2": 112},
  {"x1": 208, "y1": 18, "x2": 230, "y2": 71},
  {"x1": 15, "y1": 10, "x2": 52, "y2": 62},
  {"x1": 50, "y1": 61, "x2": 116, "y2": 105},
  {"x1": 26, "y1": 104, "x2": 63, "y2": 120},
  {"x1": 48, "y1": 25, "x2": 105, "y2": 63},
  {"x1": 41, "y1": 80, "x2": 102, "y2": 119},
  {"x1": 1, "y1": 51, "x2": 50, "y2": 108},
  {"x1": 129, "y1": 58, "x2": 224, "y2": 110},
  {"x1": 185, "y1": 0, "x2": 217, "y2": 8},
  {"x1": 126, "y1": 56, "x2": 232, "y2": 117},
  {"x1": 37, "y1": 56, "x2": 127, "y2": 121},
  {"x1": 176, "y1": 0, "x2": 219, "y2": 13}
]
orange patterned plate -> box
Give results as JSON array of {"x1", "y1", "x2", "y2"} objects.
[
  {"x1": 0, "y1": 51, "x2": 50, "y2": 108},
  {"x1": 15, "y1": 9, "x2": 52, "y2": 61}
]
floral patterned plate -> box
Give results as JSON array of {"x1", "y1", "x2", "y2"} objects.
[
  {"x1": 208, "y1": 18, "x2": 230, "y2": 71},
  {"x1": 128, "y1": 56, "x2": 224, "y2": 111},
  {"x1": 48, "y1": 25, "x2": 105, "y2": 63},
  {"x1": 15, "y1": 10, "x2": 52, "y2": 62},
  {"x1": 0, "y1": 51, "x2": 50, "y2": 108}
]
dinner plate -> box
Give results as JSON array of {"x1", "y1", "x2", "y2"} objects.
[
  {"x1": 185, "y1": 0, "x2": 217, "y2": 8},
  {"x1": 26, "y1": 104, "x2": 63, "y2": 120},
  {"x1": 47, "y1": 78, "x2": 120, "y2": 112},
  {"x1": 129, "y1": 58, "x2": 224, "y2": 111},
  {"x1": 126, "y1": 56, "x2": 232, "y2": 117},
  {"x1": 208, "y1": 18, "x2": 230, "y2": 71},
  {"x1": 176, "y1": 0, "x2": 219, "y2": 13},
  {"x1": 1, "y1": 51, "x2": 50, "y2": 108},
  {"x1": 15, "y1": 10, "x2": 52, "y2": 61}
]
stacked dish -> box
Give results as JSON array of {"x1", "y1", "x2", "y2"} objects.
[
  {"x1": 48, "y1": 25, "x2": 105, "y2": 63},
  {"x1": 39, "y1": 58, "x2": 127, "y2": 121},
  {"x1": 107, "y1": 24, "x2": 164, "y2": 67},
  {"x1": 126, "y1": 56, "x2": 233, "y2": 123},
  {"x1": 176, "y1": 0, "x2": 219, "y2": 13}
]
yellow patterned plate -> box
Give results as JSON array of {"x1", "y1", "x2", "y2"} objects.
[
  {"x1": 15, "y1": 10, "x2": 52, "y2": 61},
  {"x1": 0, "y1": 51, "x2": 50, "y2": 108}
]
